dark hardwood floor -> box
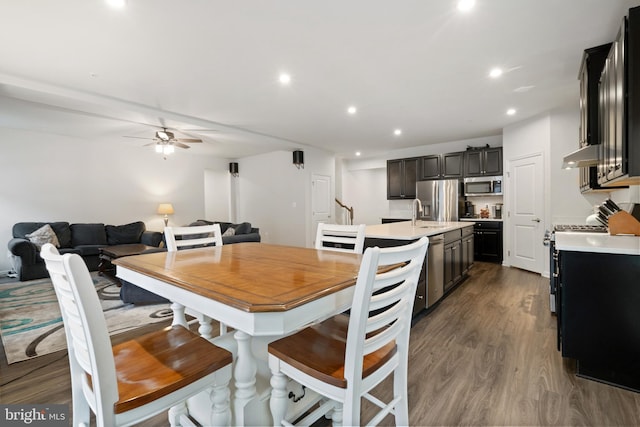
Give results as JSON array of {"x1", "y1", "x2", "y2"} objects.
[{"x1": 1, "y1": 262, "x2": 638, "y2": 426}]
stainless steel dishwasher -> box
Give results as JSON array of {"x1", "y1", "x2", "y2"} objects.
[{"x1": 427, "y1": 235, "x2": 445, "y2": 307}]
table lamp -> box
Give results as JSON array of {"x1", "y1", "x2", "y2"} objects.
[{"x1": 157, "y1": 203, "x2": 174, "y2": 227}]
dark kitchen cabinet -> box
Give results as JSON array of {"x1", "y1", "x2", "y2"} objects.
[
  {"x1": 559, "y1": 249, "x2": 640, "y2": 392},
  {"x1": 473, "y1": 221, "x2": 503, "y2": 263},
  {"x1": 420, "y1": 152, "x2": 464, "y2": 180},
  {"x1": 597, "y1": 6, "x2": 640, "y2": 187},
  {"x1": 461, "y1": 225, "x2": 474, "y2": 275},
  {"x1": 443, "y1": 229, "x2": 463, "y2": 292},
  {"x1": 464, "y1": 147, "x2": 502, "y2": 177},
  {"x1": 387, "y1": 158, "x2": 419, "y2": 199},
  {"x1": 578, "y1": 43, "x2": 612, "y2": 192}
]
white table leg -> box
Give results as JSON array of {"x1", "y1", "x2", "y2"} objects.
[
  {"x1": 196, "y1": 313, "x2": 213, "y2": 340},
  {"x1": 170, "y1": 302, "x2": 188, "y2": 328},
  {"x1": 269, "y1": 367, "x2": 288, "y2": 426},
  {"x1": 233, "y1": 330, "x2": 257, "y2": 426}
]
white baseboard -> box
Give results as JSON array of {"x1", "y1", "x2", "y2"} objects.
[{"x1": 0, "y1": 270, "x2": 16, "y2": 278}]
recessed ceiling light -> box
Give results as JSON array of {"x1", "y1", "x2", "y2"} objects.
[
  {"x1": 394, "y1": 129, "x2": 402, "y2": 136},
  {"x1": 355, "y1": 151, "x2": 361, "y2": 156},
  {"x1": 106, "y1": 0, "x2": 126, "y2": 8},
  {"x1": 506, "y1": 108, "x2": 517, "y2": 116},
  {"x1": 347, "y1": 106, "x2": 357, "y2": 115},
  {"x1": 279, "y1": 73, "x2": 291, "y2": 85},
  {"x1": 457, "y1": 0, "x2": 475, "y2": 12},
  {"x1": 489, "y1": 68, "x2": 503, "y2": 78}
]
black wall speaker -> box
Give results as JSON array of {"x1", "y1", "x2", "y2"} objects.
[
  {"x1": 293, "y1": 150, "x2": 304, "y2": 169},
  {"x1": 229, "y1": 162, "x2": 239, "y2": 176}
]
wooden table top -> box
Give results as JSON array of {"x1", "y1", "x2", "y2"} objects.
[{"x1": 114, "y1": 242, "x2": 362, "y2": 313}]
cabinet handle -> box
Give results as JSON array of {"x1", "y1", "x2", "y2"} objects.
[{"x1": 531, "y1": 218, "x2": 541, "y2": 223}]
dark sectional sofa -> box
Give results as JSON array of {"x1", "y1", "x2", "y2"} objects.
[
  {"x1": 8, "y1": 221, "x2": 163, "y2": 281},
  {"x1": 189, "y1": 220, "x2": 261, "y2": 244}
]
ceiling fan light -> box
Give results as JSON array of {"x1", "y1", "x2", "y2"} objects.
[
  {"x1": 155, "y1": 143, "x2": 163, "y2": 153},
  {"x1": 164, "y1": 144, "x2": 175, "y2": 155}
]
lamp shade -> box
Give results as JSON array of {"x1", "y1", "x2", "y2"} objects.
[{"x1": 157, "y1": 203, "x2": 174, "y2": 215}]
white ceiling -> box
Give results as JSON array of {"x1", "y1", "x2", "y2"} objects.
[{"x1": 1, "y1": 0, "x2": 639, "y2": 159}]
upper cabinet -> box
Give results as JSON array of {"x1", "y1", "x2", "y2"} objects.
[
  {"x1": 387, "y1": 147, "x2": 501, "y2": 199},
  {"x1": 464, "y1": 147, "x2": 502, "y2": 177},
  {"x1": 387, "y1": 157, "x2": 419, "y2": 199},
  {"x1": 598, "y1": 6, "x2": 640, "y2": 187},
  {"x1": 420, "y1": 152, "x2": 464, "y2": 180},
  {"x1": 578, "y1": 43, "x2": 612, "y2": 192}
]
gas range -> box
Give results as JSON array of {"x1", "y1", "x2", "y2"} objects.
[
  {"x1": 544, "y1": 223, "x2": 608, "y2": 316},
  {"x1": 553, "y1": 224, "x2": 608, "y2": 233}
]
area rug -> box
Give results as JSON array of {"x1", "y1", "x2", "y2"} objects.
[{"x1": 0, "y1": 273, "x2": 173, "y2": 364}]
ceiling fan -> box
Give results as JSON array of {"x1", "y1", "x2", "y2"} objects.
[{"x1": 124, "y1": 128, "x2": 203, "y2": 158}]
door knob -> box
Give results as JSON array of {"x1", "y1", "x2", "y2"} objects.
[{"x1": 532, "y1": 218, "x2": 541, "y2": 223}]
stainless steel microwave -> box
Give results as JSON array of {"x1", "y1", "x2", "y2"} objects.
[{"x1": 463, "y1": 176, "x2": 503, "y2": 196}]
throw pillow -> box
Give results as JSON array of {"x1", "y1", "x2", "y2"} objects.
[
  {"x1": 232, "y1": 222, "x2": 252, "y2": 235},
  {"x1": 105, "y1": 221, "x2": 145, "y2": 245},
  {"x1": 222, "y1": 227, "x2": 236, "y2": 237},
  {"x1": 26, "y1": 224, "x2": 60, "y2": 249}
]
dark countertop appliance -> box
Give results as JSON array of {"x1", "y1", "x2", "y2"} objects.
[{"x1": 463, "y1": 201, "x2": 475, "y2": 218}]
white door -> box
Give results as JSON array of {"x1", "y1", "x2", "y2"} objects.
[
  {"x1": 311, "y1": 174, "x2": 331, "y2": 246},
  {"x1": 509, "y1": 154, "x2": 544, "y2": 273}
]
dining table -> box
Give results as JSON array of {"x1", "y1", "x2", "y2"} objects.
[{"x1": 114, "y1": 242, "x2": 363, "y2": 426}]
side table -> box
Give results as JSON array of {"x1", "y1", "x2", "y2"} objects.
[{"x1": 98, "y1": 244, "x2": 164, "y2": 280}]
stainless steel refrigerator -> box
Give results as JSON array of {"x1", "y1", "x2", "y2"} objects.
[{"x1": 416, "y1": 179, "x2": 461, "y2": 222}]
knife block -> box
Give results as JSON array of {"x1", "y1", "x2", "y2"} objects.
[{"x1": 608, "y1": 211, "x2": 640, "y2": 236}]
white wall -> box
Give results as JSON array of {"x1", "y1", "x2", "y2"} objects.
[
  {"x1": 0, "y1": 127, "x2": 229, "y2": 272},
  {"x1": 204, "y1": 169, "x2": 232, "y2": 221},
  {"x1": 235, "y1": 147, "x2": 335, "y2": 248}
]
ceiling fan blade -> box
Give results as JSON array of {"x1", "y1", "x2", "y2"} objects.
[
  {"x1": 143, "y1": 142, "x2": 157, "y2": 146},
  {"x1": 176, "y1": 138, "x2": 203, "y2": 143},
  {"x1": 174, "y1": 142, "x2": 191, "y2": 149}
]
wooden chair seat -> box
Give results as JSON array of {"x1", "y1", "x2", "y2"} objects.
[
  {"x1": 268, "y1": 315, "x2": 396, "y2": 389},
  {"x1": 112, "y1": 325, "x2": 232, "y2": 413}
]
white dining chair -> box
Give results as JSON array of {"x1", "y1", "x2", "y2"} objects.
[
  {"x1": 315, "y1": 222, "x2": 366, "y2": 254},
  {"x1": 164, "y1": 224, "x2": 227, "y2": 336},
  {"x1": 40, "y1": 243, "x2": 233, "y2": 427},
  {"x1": 268, "y1": 236, "x2": 429, "y2": 426},
  {"x1": 164, "y1": 224, "x2": 223, "y2": 251}
]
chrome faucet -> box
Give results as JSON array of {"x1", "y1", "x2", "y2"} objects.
[{"x1": 412, "y1": 198, "x2": 423, "y2": 226}]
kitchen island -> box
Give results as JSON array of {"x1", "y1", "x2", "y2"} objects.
[
  {"x1": 365, "y1": 220, "x2": 475, "y2": 317},
  {"x1": 366, "y1": 220, "x2": 473, "y2": 240},
  {"x1": 555, "y1": 232, "x2": 640, "y2": 392}
]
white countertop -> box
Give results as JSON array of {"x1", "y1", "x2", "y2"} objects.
[
  {"x1": 366, "y1": 220, "x2": 474, "y2": 240},
  {"x1": 555, "y1": 232, "x2": 640, "y2": 255}
]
